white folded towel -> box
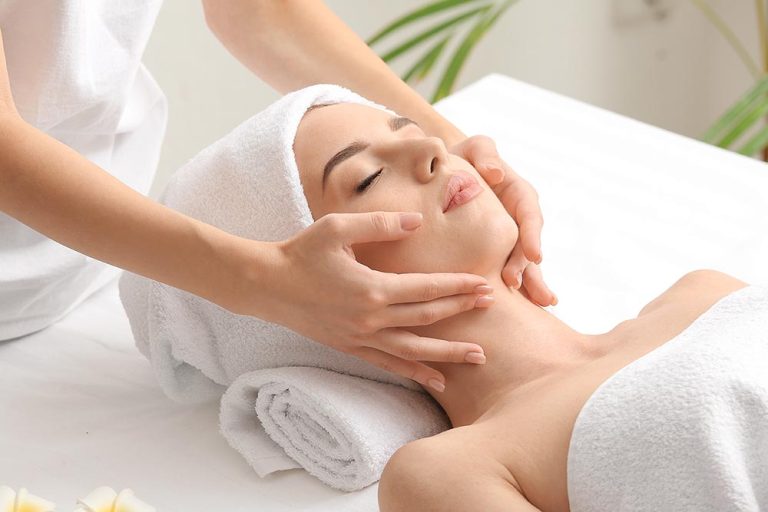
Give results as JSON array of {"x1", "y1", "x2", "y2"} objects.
[
  {"x1": 118, "y1": 83, "x2": 451, "y2": 491},
  {"x1": 220, "y1": 366, "x2": 450, "y2": 491},
  {"x1": 568, "y1": 284, "x2": 768, "y2": 511}
]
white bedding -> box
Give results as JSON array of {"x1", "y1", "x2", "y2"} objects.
[{"x1": 1, "y1": 73, "x2": 767, "y2": 511}]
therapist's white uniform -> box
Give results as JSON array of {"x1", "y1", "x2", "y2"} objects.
[{"x1": 0, "y1": 0, "x2": 167, "y2": 340}]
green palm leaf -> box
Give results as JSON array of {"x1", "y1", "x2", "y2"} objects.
[
  {"x1": 381, "y1": 5, "x2": 490, "y2": 63},
  {"x1": 737, "y1": 121, "x2": 768, "y2": 155},
  {"x1": 366, "y1": 0, "x2": 484, "y2": 46},
  {"x1": 403, "y1": 34, "x2": 453, "y2": 83},
  {"x1": 715, "y1": 93, "x2": 768, "y2": 148},
  {"x1": 702, "y1": 74, "x2": 768, "y2": 144},
  {"x1": 431, "y1": 0, "x2": 516, "y2": 102}
]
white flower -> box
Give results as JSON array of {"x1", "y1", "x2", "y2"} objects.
[
  {"x1": 0, "y1": 486, "x2": 56, "y2": 512},
  {"x1": 74, "y1": 487, "x2": 155, "y2": 512}
]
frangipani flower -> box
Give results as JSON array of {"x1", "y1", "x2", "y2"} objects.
[
  {"x1": 0, "y1": 486, "x2": 56, "y2": 512},
  {"x1": 74, "y1": 487, "x2": 154, "y2": 512}
]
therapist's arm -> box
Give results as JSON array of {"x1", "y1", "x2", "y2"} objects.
[
  {"x1": 201, "y1": 0, "x2": 465, "y2": 145},
  {"x1": 201, "y1": 0, "x2": 556, "y2": 304},
  {"x1": 0, "y1": 27, "x2": 491, "y2": 392}
]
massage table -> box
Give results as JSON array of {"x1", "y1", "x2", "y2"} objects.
[{"x1": 1, "y1": 73, "x2": 766, "y2": 511}]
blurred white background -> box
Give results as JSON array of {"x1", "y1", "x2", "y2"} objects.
[{"x1": 143, "y1": 0, "x2": 756, "y2": 198}]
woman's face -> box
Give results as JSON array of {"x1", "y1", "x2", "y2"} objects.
[{"x1": 294, "y1": 102, "x2": 518, "y2": 277}]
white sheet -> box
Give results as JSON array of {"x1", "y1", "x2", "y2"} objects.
[{"x1": 2, "y1": 73, "x2": 767, "y2": 511}]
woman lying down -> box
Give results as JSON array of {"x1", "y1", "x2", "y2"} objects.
[
  {"x1": 289, "y1": 88, "x2": 768, "y2": 511},
  {"x1": 135, "y1": 83, "x2": 767, "y2": 511}
]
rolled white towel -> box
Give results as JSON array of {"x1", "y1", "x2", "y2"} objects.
[{"x1": 220, "y1": 366, "x2": 450, "y2": 491}]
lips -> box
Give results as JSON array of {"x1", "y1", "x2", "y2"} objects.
[{"x1": 442, "y1": 171, "x2": 483, "y2": 213}]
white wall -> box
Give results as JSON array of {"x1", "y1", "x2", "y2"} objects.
[{"x1": 143, "y1": 0, "x2": 758, "y2": 198}]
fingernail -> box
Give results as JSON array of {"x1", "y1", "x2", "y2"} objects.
[
  {"x1": 515, "y1": 271, "x2": 523, "y2": 288},
  {"x1": 474, "y1": 295, "x2": 495, "y2": 307},
  {"x1": 536, "y1": 252, "x2": 543, "y2": 265},
  {"x1": 400, "y1": 212, "x2": 423, "y2": 230},
  {"x1": 465, "y1": 352, "x2": 486, "y2": 364},
  {"x1": 473, "y1": 284, "x2": 493, "y2": 294},
  {"x1": 552, "y1": 294, "x2": 559, "y2": 306},
  {"x1": 427, "y1": 378, "x2": 445, "y2": 392}
]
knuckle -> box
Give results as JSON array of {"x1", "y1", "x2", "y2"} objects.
[
  {"x1": 520, "y1": 205, "x2": 540, "y2": 223},
  {"x1": 364, "y1": 286, "x2": 387, "y2": 307},
  {"x1": 356, "y1": 316, "x2": 378, "y2": 335},
  {"x1": 398, "y1": 342, "x2": 422, "y2": 361},
  {"x1": 322, "y1": 213, "x2": 344, "y2": 236},
  {"x1": 370, "y1": 212, "x2": 392, "y2": 234},
  {"x1": 377, "y1": 358, "x2": 395, "y2": 374},
  {"x1": 446, "y1": 342, "x2": 463, "y2": 361},
  {"x1": 422, "y1": 279, "x2": 441, "y2": 301},
  {"x1": 417, "y1": 306, "x2": 437, "y2": 325}
]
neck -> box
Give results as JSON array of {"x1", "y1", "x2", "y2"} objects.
[{"x1": 408, "y1": 271, "x2": 611, "y2": 427}]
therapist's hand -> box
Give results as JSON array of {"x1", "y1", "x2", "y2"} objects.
[
  {"x1": 448, "y1": 135, "x2": 557, "y2": 307},
  {"x1": 246, "y1": 211, "x2": 491, "y2": 393}
]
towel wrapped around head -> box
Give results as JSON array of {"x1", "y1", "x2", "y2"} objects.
[{"x1": 118, "y1": 83, "x2": 452, "y2": 491}]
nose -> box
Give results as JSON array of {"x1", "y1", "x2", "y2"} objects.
[{"x1": 410, "y1": 136, "x2": 449, "y2": 183}]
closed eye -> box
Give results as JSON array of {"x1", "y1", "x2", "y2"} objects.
[{"x1": 356, "y1": 168, "x2": 383, "y2": 193}]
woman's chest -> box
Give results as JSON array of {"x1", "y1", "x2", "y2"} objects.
[{"x1": 483, "y1": 301, "x2": 723, "y2": 511}]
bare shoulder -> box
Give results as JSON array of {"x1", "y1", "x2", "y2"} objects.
[
  {"x1": 379, "y1": 425, "x2": 541, "y2": 511},
  {"x1": 638, "y1": 269, "x2": 750, "y2": 318}
]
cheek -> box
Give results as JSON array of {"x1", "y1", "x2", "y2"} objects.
[{"x1": 347, "y1": 187, "x2": 520, "y2": 274}]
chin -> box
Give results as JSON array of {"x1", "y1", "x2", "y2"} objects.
[{"x1": 451, "y1": 209, "x2": 518, "y2": 275}]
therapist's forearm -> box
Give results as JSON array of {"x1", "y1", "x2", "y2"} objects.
[
  {"x1": 0, "y1": 116, "x2": 272, "y2": 312},
  {"x1": 202, "y1": 0, "x2": 466, "y2": 146}
]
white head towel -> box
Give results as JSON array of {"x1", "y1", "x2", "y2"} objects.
[{"x1": 118, "y1": 84, "x2": 451, "y2": 491}]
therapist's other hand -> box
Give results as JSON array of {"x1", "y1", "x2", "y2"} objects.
[
  {"x1": 448, "y1": 134, "x2": 557, "y2": 307},
  {"x1": 253, "y1": 211, "x2": 491, "y2": 392}
]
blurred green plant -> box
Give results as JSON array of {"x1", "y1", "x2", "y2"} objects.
[
  {"x1": 692, "y1": 0, "x2": 768, "y2": 159},
  {"x1": 366, "y1": 0, "x2": 517, "y2": 103},
  {"x1": 369, "y1": 0, "x2": 768, "y2": 159}
]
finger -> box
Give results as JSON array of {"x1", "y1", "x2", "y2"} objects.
[
  {"x1": 382, "y1": 271, "x2": 489, "y2": 304},
  {"x1": 352, "y1": 344, "x2": 448, "y2": 392},
  {"x1": 459, "y1": 135, "x2": 506, "y2": 186},
  {"x1": 501, "y1": 242, "x2": 529, "y2": 289},
  {"x1": 475, "y1": 162, "x2": 505, "y2": 187},
  {"x1": 323, "y1": 211, "x2": 424, "y2": 246},
  {"x1": 372, "y1": 328, "x2": 487, "y2": 364},
  {"x1": 382, "y1": 292, "x2": 495, "y2": 329},
  {"x1": 520, "y1": 263, "x2": 557, "y2": 306},
  {"x1": 506, "y1": 178, "x2": 543, "y2": 264}
]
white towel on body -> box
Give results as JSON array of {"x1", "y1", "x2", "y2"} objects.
[
  {"x1": 568, "y1": 284, "x2": 768, "y2": 511},
  {"x1": 118, "y1": 83, "x2": 451, "y2": 491}
]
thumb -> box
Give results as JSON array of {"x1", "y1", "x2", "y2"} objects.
[
  {"x1": 454, "y1": 135, "x2": 505, "y2": 186},
  {"x1": 327, "y1": 211, "x2": 423, "y2": 245}
]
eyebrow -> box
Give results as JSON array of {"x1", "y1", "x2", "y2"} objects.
[{"x1": 321, "y1": 116, "x2": 418, "y2": 194}]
